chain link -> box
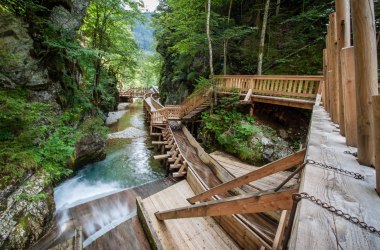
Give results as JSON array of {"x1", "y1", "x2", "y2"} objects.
[
  {"x1": 293, "y1": 192, "x2": 380, "y2": 236},
  {"x1": 306, "y1": 159, "x2": 364, "y2": 180},
  {"x1": 344, "y1": 151, "x2": 358, "y2": 157}
]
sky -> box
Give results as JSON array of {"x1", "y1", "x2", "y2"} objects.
[{"x1": 142, "y1": 0, "x2": 159, "y2": 12}]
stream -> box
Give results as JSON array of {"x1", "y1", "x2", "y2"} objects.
[{"x1": 54, "y1": 100, "x2": 165, "y2": 211}]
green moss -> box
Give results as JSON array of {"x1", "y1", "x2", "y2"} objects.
[
  {"x1": 0, "y1": 88, "x2": 109, "y2": 186},
  {"x1": 201, "y1": 94, "x2": 272, "y2": 165}
]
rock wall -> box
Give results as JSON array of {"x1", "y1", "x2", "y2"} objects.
[
  {"x1": 0, "y1": 1, "x2": 101, "y2": 249},
  {"x1": 0, "y1": 174, "x2": 55, "y2": 249}
]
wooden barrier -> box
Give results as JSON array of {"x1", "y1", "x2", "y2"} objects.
[
  {"x1": 373, "y1": 95, "x2": 380, "y2": 196},
  {"x1": 335, "y1": 0, "x2": 350, "y2": 136},
  {"x1": 352, "y1": 0, "x2": 379, "y2": 166},
  {"x1": 341, "y1": 47, "x2": 357, "y2": 147}
]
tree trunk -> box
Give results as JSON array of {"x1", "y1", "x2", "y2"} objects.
[
  {"x1": 206, "y1": 0, "x2": 217, "y2": 108},
  {"x1": 257, "y1": 0, "x2": 270, "y2": 75},
  {"x1": 223, "y1": 0, "x2": 233, "y2": 75},
  {"x1": 276, "y1": 0, "x2": 280, "y2": 15},
  {"x1": 206, "y1": 0, "x2": 214, "y2": 76}
]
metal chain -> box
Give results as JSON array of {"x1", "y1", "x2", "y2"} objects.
[
  {"x1": 293, "y1": 192, "x2": 380, "y2": 237},
  {"x1": 344, "y1": 150, "x2": 358, "y2": 157},
  {"x1": 306, "y1": 159, "x2": 365, "y2": 180}
]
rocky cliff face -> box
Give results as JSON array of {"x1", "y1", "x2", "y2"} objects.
[
  {"x1": 0, "y1": 174, "x2": 55, "y2": 249},
  {"x1": 0, "y1": 1, "x2": 102, "y2": 249}
]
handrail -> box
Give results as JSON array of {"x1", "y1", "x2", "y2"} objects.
[
  {"x1": 144, "y1": 75, "x2": 323, "y2": 121},
  {"x1": 187, "y1": 149, "x2": 306, "y2": 204},
  {"x1": 155, "y1": 185, "x2": 297, "y2": 220},
  {"x1": 213, "y1": 75, "x2": 323, "y2": 100}
]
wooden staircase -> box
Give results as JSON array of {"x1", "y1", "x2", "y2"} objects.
[
  {"x1": 181, "y1": 101, "x2": 210, "y2": 121},
  {"x1": 140, "y1": 124, "x2": 306, "y2": 249}
]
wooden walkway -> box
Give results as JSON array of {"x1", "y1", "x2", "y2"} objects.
[
  {"x1": 289, "y1": 104, "x2": 380, "y2": 250},
  {"x1": 139, "y1": 180, "x2": 240, "y2": 250}
]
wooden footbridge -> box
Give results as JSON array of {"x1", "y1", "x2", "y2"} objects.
[
  {"x1": 119, "y1": 86, "x2": 159, "y2": 101},
  {"x1": 47, "y1": 2, "x2": 380, "y2": 249},
  {"x1": 137, "y1": 68, "x2": 380, "y2": 249}
]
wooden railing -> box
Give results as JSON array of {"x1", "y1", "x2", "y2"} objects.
[
  {"x1": 144, "y1": 75, "x2": 323, "y2": 122},
  {"x1": 120, "y1": 87, "x2": 151, "y2": 97},
  {"x1": 154, "y1": 150, "x2": 304, "y2": 221},
  {"x1": 213, "y1": 75, "x2": 323, "y2": 99}
]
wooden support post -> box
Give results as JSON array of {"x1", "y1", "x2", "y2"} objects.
[
  {"x1": 335, "y1": 0, "x2": 350, "y2": 136},
  {"x1": 329, "y1": 13, "x2": 340, "y2": 124},
  {"x1": 249, "y1": 104, "x2": 255, "y2": 117},
  {"x1": 341, "y1": 47, "x2": 358, "y2": 147},
  {"x1": 373, "y1": 95, "x2": 380, "y2": 196},
  {"x1": 272, "y1": 210, "x2": 289, "y2": 250},
  {"x1": 323, "y1": 49, "x2": 328, "y2": 108},
  {"x1": 153, "y1": 154, "x2": 170, "y2": 160},
  {"x1": 243, "y1": 89, "x2": 253, "y2": 102},
  {"x1": 155, "y1": 186, "x2": 296, "y2": 220},
  {"x1": 187, "y1": 149, "x2": 305, "y2": 204},
  {"x1": 351, "y1": 0, "x2": 379, "y2": 166}
]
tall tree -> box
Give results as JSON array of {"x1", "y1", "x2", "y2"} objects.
[
  {"x1": 206, "y1": 0, "x2": 214, "y2": 76},
  {"x1": 81, "y1": 0, "x2": 140, "y2": 106},
  {"x1": 223, "y1": 0, "x2": 233, "y2": 75},
  {"x1": 257, "y1": 0, "x2": 270, "y2": 75}
]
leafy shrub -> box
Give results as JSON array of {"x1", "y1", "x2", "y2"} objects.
[
  {"x1": 0, "y1": 89, "x2": 108, "y2": 186},
  {"x1": 201, "y1": 93, "x2": 274, "y2": 165}
]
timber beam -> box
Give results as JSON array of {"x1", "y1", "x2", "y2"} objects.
[
  {"x1": 187, "y1": 149, "x2": 306, "y2": 204},
  {"x1": 155, "y1": 186, "x2": 297, "y2": 220}
]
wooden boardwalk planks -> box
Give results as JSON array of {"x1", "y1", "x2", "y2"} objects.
[
  {"x1": 289, "y1": 104, "x2": 380, "y2": 249},
  {"x1": 139, "y1": 180, "x2": 240, "y2": 250},
  {"x1": 210, "y1": 151, "x2": 297, "y2": 191}
]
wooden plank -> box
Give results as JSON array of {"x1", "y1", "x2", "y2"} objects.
[
  {"x1": 136, "y1": 196, "x2": 164, "y2": 250},
  {"x1": 153, "y1": 154, "x2": 170, "y2": 160},
  {"x1": 150, "y1": 133, "x2": 162, "y2": 136},
  {"x1": 272, "y1": 210, "x2": 288, "y2": 250},
  {"x1": 140, "y1": 181, "x2": 240, "y2": 249},
  {"x1": 341, "y1": 47, "x2": 358, "y2": 147},
  {"x1": 373, "y1": 95, "x2": 380, "y2": 196},
  {"x1": 243, "y1": 89, "x2": 253, "y2": 102},
  {"x1": 155, "y1": 186, "x2": 296, "y2": 220},
  {"x1": 288, "y1": 105, "x2": 380, "y2": 250},
  {"x1": 152, "y1": 141, "x2": 167, "y2": 145},
  {"x1": 251, "y1": 95, "x2": 314, "y2": 110},
  {"x1": 187, "y1": 149, "x2": 305, "y2": 204}
]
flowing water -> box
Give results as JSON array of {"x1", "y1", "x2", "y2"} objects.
[{"x1": 50, "y1": 101, "x2": 165, "y2": 246}]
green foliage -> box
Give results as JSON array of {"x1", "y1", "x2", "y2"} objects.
[
  {"x1": 154, "y1": 0, "x2": 335, "y2": 102},
  {"x1": 201, "y1": 94, "x2": 273, "y2": 164},
  {"x1": 0, "y1": 89, "x2": 109, "y2": 187}
]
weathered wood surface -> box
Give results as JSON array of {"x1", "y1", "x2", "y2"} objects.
[
  {"x1": 210, "y1": 151, "x2": 297, "y2": 191},
  {"x1": 139, "y1": 180, "x2": 240, "y2": 249},
  {"x1": 171, "y1": 126, "x2": 278, "y2": 247},
  {"x1": 85, "y1": 217, "x2": 150, "y2": 250},
  {"x1": 155, "y1": 186, "x2": 296, "y2": 220},
  {"x1": 341, "y1": 47, "x2": 357, "y2": 147},
  {"x1": 352, "y1": 0, "x2": 379, "y2": 166},
  {"x1": 335, "y1": 0, "x2": 350, "y2": 136},
  {"x1": 288, "y1": 105, "x2": 380, "y2": 249},
  {"x1": 373, "y1": 95, "x2": 380, "y2": 196},
  {"x1": 188, "y1": 150, "x2": 305, "y2": 204}
]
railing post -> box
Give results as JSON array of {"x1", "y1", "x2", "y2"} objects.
[
  {"x1": 373, "y1": 95, "x2": 380, "y2": 196},
  {"x1": 335, "y1": 0, "x2": 350, "y2": 136},
  {"x1": 341, "y1": 47, "x2": 357, "y2": 147},
  {"x1": 351, "y1": 0, "x2": 379, "y2": 166}
]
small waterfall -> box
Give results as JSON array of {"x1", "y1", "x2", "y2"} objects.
[{"x1": 50, "y1": 102, "x2": 165, "y2": 247}]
